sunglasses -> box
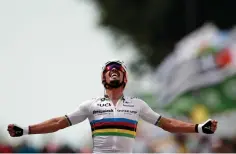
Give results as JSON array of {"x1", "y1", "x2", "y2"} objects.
[{"x1": 103, "y1": 63, "x2": 125, "y2": 73}]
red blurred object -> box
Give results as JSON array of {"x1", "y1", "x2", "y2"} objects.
[
  {"x1": 215, "y1": 48, "x2": 232, "y2": 67},
  {"x1": 0, "y1": 144, "x2": 13, "y2": 153}
]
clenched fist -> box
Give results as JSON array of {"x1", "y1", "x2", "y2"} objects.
[
  {"x1": 197, "y1": 119, "x2": 218, "y2": 134},
  {"x1": 7, "y1": 124, "x2": 28, "y2": 137}
]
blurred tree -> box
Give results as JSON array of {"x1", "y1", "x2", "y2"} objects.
[{"x1": 91, "y1": 0, "x2": 236, "y2": 75}]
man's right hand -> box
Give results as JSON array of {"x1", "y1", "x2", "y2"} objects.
[{"x1": 7, "y1": 124, "x2": 29, "y2": 137}]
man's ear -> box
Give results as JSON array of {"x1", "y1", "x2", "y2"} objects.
[{"x1": 124, "y1": 73, "x2": 128, "y2": 83}]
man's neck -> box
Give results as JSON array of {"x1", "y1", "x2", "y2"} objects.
[{"x1": 105, "y1": 87, "x2": 124, "y2": 105}]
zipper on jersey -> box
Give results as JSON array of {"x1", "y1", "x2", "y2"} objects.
[
  {"x1": 112, "y1": 97, "x2": 122, "y2": 151},
  {"x1": 112, "y1": 107, "x2": 117, "y2": 151},
  {"x1": 112, "y1": 102, "x2": 117, "y2": 151}
]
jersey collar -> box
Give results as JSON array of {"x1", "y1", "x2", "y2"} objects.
[{"x1": 104, "y1": 94, "x2": 125, "y2": 101}]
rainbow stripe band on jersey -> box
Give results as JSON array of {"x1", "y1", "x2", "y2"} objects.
[{"x1": 90, "y1": 118, "x2": 138, "y2": 138}]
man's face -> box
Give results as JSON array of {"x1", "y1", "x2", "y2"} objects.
[{"x1": 103, "y1": 63, "x2": 125, "y2": 87}]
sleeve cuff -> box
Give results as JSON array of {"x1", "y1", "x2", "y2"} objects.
[
  {"x1": 154, "y1": 116, "x2": 162, "y2": 126},
  {"x1": 65, "y1": 115, "x2": 72, "y2": 126}
]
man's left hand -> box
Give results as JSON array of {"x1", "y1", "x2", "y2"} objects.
[{"x1": 197, "y1": 119, "x2": 218, "y2": 134}]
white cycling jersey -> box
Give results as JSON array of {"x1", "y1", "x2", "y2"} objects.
[{"x1": 65, "y1": 95, "x2": 162, "y2": 153}]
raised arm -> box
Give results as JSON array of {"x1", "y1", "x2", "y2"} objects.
[
  {"x1": 29, "y1": 116, "x2": 70, "y2": 134},
  {"x1": 158, "y1": 117, "x2": 195, "y2": 133},
  {"x1": 8, "y1": 99, "x2": 92, "y2": 137},
  {"x1": 158, "y1": 117, "x2": 217, "y2": 134},
  {"x1": 138, "y1": 99, "x2": 217, "y2": 134}
]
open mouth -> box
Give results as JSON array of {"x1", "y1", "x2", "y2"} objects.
[{"x1": 110, "y1": 71, "x2": 120, "y2": 77}]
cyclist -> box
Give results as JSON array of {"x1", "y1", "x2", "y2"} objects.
[{"x1": 8, "y1": 60, "x2": 218, "y2": 153}]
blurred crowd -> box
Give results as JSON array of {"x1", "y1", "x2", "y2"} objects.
[
  {"x1": 1, "y1": 134, "x2": 236, "y2": 153},
  {"x1": 148, "y1": 134, "x2": 236, "y2": 153},
  {"x1": 0, "y1": 140, "x2": 92, "y2": 153}
]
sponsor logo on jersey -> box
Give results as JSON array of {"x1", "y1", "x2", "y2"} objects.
[
  {"x1": 117, "y1": 109, "x2": 137, "y2": 114},
  {"x1": 93, "y1": 109, "x2": 113, "y2": 114},
  {"x1": 130, "y1": 97, "x2": 140, "y2": 99},
  {"x1": 97, "y1": 103, "x2": 111, "y2": 107},
  {"x1": 123, "y1": 101, "x2": 134, "y2": 107}
]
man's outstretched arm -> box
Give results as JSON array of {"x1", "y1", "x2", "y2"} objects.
[
  {"x1": 8, "y1": 99, "x2": 92, "y2": 137},
  {"x1": 8, "y1": 116, "x2": 71, "y2": 137},
  {"x1": 158, "y1": 117, "x2": 217, "y2": 134},
  {"x1": 138, "y1": 98, "x2": 218, "y2": 134},
  {"x1": 28, "y1": 116, "x2": 70, "y2": 134}
]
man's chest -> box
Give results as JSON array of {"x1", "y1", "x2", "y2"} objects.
[
  {"x1": 89, "y1": 98, "x2": 140, "y2": 138},
  {"x1": 89, "y1": 99, "x2": 140, "y2": 120}
]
